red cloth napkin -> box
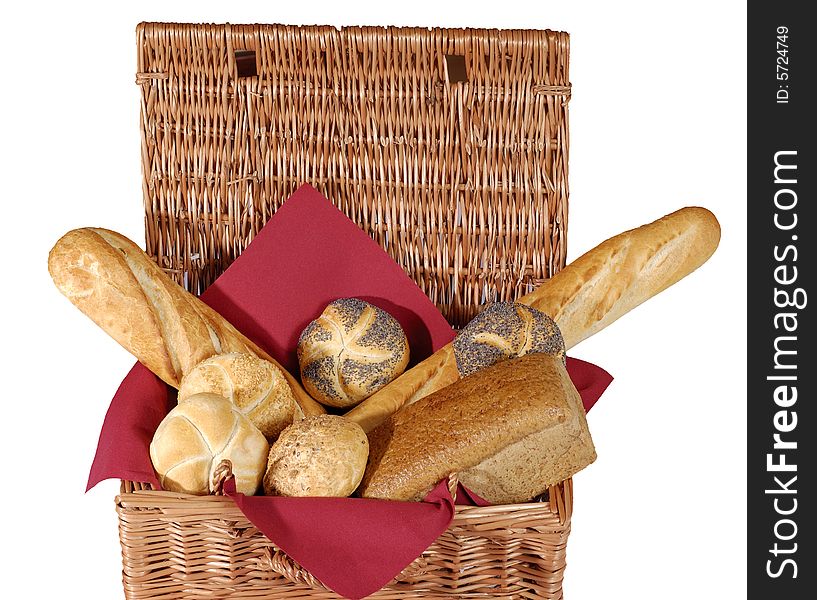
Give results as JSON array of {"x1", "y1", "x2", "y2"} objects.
[
  {"x1": 86, "y1": 184, "x2": 613, "y2": 599},
  {"x1": 224, "y1": 476, "x2": 456, "y2": 596}
]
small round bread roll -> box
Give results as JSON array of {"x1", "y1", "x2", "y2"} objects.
[
  {"x1": 178, "y1": 353, "x2": 296, "y2": 440},
  {"x1": 297, "y1": 298, "x2": 409, "y2": 408},
  {"x1": 150, "y1": 393, "x2": 269, "y2": 495},
  {"x1": 263, "y1": 415, "x2": 369, "y2": 497},
  {"x1": 453, "y1": 302, "x2": 565, "y2": 377}
]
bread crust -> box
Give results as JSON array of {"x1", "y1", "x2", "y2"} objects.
[
  {"x1": 344, "y1": 344, "x2": 459, "y2": 432},
  {"x1": 517, "y1": 206, "x2": 721, "y2": 349},
  {"x1": 179, "y1": 353, "x2": 296, "y2": 440},
  {"x1": 458, "y1": 356, "x2": 595, "y2": 503},
  {"x1": 49, "y1": 227, "x2": 324, "y2": 417},
  {"x1": 346, "y1": 206, "x2": 719, "y2": 432},
  {"x1": 297, "y1": 298, "x2": 409, "y2": 408},
  {"x1": 263, "y1": 415, "x2": 369, "y2": 497},
  {"x1": 347, "y1": 303, "x2": 564, "y2": 432},
  {"x1": 359, "y1": 353, "x2": 595, "y2": 502},
  {"x1": 149, "y1": 393, "x2": 269, "y2": 495},
  {"x1": 48, "y1": 228, "x2": 177, "y2": 384}
]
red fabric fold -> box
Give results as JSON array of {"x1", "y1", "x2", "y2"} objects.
[
  {"x1": 86, "y1": 362, "x2": 166, "y2": 491},
  {"x1": 85, "y1": 183, "x2": 614, "y2": 599},
  {"x1": 567, "y1": 356, "x2": 613, "y2": 413},
  {"x1": 225, "y1": 477, "x2": 456, "y2": 599}
]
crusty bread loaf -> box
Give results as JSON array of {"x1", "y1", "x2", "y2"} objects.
[
  {"x1": 359, "y1": 353, "x2": 595, "y2": 504},
  {"x1": 263, "y1": 415, "x2": 369, "y2": 497},
  {"x1": 346, "y1": 206, "x2": 719, "y2": 432},
  {"x1": 298, "y1": 298, "x2": 409, "y2": 408},
  {"x1": 149, "y1": 393, "x2": 269, "y2": 495},
  {"x1": 48, "y1": 227, "x2": 324, "y2": 418},
  {"x1": 517, "y1": 206, "x2": 721, "y2": 349},
  {"x1": 345, "y1": 302, "x2": 563, "y2": 432},
  {"x1": 179, "y1": 353, "x2": 296, "y2": 440}
]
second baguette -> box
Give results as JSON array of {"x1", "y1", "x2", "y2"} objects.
[
  {"x1": 346, "y1": 206, "x2": 719, "y2": 433},
  {"x1": 518, "y1": 206, "x2": 720, "y2": 349}
]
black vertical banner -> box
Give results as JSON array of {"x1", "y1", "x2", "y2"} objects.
[{"x1": 748, "y1": 2, "x2": 814, "y2": 598}]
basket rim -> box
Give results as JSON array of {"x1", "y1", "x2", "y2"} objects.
[
  {"x1": 136, "y1": 21, "x2": 570, "y2": 36},
  {"x1": 116, "y1": 477, "x2": 572, "y2": 522}
]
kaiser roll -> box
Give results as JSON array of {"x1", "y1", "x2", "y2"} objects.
[
  {"x1": 150, "y1": 393, "x2": 269, "y2": 495},
  {"x1": 453, "y1": 301, "x2": 565, "y2": 376},
  {"x1": 297, "y1": 298, "x2": 409, "y2": 408}
]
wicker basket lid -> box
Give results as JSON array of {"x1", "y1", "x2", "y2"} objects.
[{"x1": 137, "y1": 23, "x2": 570, "y2": 328}]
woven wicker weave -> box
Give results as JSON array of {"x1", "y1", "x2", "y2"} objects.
[
  {"x1": 136, "y1": 22, "x2": 570, "y2": 327},
  {"x1": 119, "y1": 475, "x2": 572, "y2": 599},
  {"x1": 119, "y1": 22, "x2": 573, "y2": 599}
]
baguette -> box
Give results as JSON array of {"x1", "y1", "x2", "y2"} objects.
[
  {"x1": 359, "y1": 352, "x2": 595, "y2": 504},
  {"x1": 517, "y1": 206, "x2": 721, "y2": 348},
  {"x1": 346, "y1": 206, "x2": 720, "y2": 431},
  {"x1": 48, "y1": 228, "x2": 324, "y2": 418}
]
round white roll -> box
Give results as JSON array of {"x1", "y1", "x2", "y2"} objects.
[
  {"x1": 150, "y1": 393, "x2": 269, "y2": 495},
  {"x1": 263, "y1": 415, "x2": 369, "y2": 497}
]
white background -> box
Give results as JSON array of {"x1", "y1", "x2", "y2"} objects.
[{"x1": 1, "y1": 1, "x2": 746, "y2": 598}]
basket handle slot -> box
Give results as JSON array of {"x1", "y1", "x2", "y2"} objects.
[
  {"x1": 235, "y1": 49, "x2": 257, "y2": 77},
  {"x1": 444, "y1": 54, "x2": 467, "y2": 83}
]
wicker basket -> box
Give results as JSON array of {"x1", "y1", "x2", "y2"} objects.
[{"x1": 119, "y1": 22, "x2": 572, "y2": 598}]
